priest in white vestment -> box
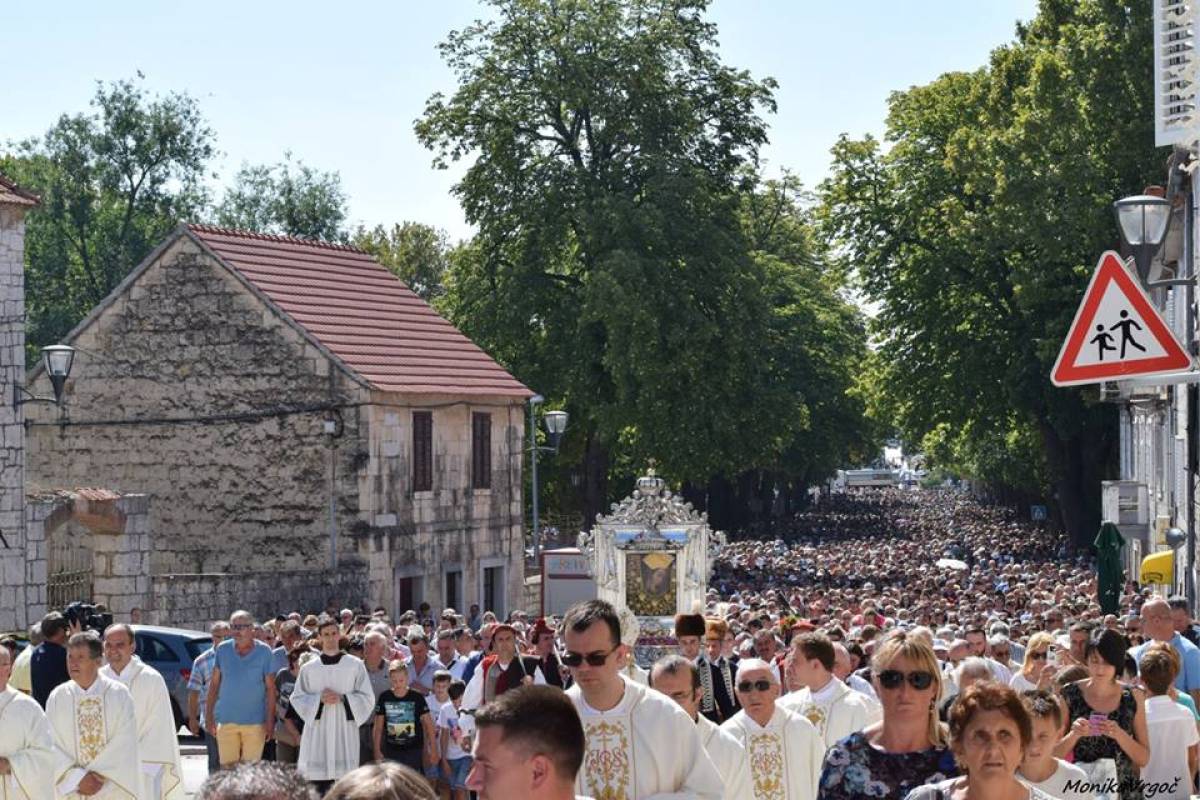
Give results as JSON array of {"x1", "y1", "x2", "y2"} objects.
[
  {"x1": 720, "y1": 658, "x2": 824, "y2": 800},
  {"x1": 46, "y1": 633, "x2": 141, "y2": 800},
  {"x1": 650, "y1": 654, "x2": 749, "y2": 800},
  {"x1": 0, "y1": 646, "x2": 57, "y2": 800},
  {"x1": 562, "y1": 600, "x2": 723, "y2": 800},
  {"x1": 779, "y1": 632, "x2": 874, "y2": 750},
  {"x1": 100, "y1": 624, "x2": 185, "y2": 799},
  {"x1": 290, "y1": 617, "x2": 376, "y2": 783}
]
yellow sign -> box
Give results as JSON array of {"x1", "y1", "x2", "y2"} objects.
[{"x1": 1140, "y1": 550, "x2": 1174, "y2": 585}]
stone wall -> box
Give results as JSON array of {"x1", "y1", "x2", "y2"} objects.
[
  {"x1": 0, "y1": 205, "x2": 28, "y2": 632},
  {"x1": 26, "y1": 237, "x2": 369, "y2": 575},
  {"x1": 150, "y1": 565, "x2": 370, "y2": 631}
]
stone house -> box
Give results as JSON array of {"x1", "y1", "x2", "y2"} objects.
[{"x1": 25, "y1": 224, "x2": 532, "y2": 627}]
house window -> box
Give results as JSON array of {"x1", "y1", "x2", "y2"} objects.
[
  {"x1": 445, "y1": 569, "x2": 462, "y2": 611},
  {"x1": 482, "y1": 565, "x2": 504, "y2": 617},
  {"x1": 472, "y1": 412, "x2": 491, "y2": 490},
  {"x1": 412, "y1": 411, "x2": 432, "y2": 492}
]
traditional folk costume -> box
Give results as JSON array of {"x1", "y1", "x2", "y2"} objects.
[
  {"x1": 698, "y1": 619, "x2": 738, "y2": 724},
  {"x1": 778, "y1": 677, "x2": 875, "y2": 750},
  {"x1": 720, "y1": 706, "x2": 824, "y2": 800},
  {"x1": 461, "y1": 653, "x2": 545, "y2": 711},
  {"x1": 46, "y1": 676, "x2": 141, "y2": 800},
  {"x1": 0, "y1": 685, "x2": 57, "y2": 800},
  {"x1": 696, "y1": 712, "x2": 750, "y2": 800},
  {"x1": 290, "y1": 653, "x2": 376, "y2": 782},
  {"x1": 100, "y1": 656, "x2": 185, "y2": 799},
  {"x1": 567, "y1": 674, "x2": 724, "y2": 800}
]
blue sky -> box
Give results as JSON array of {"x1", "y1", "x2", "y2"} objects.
[{"x1": 2, "y1": 1, "x2": 1038, "y2": 241}]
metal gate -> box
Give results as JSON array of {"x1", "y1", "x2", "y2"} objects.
[{"x1": 47, "y1": 530, "x2": 93, "y2": 610}]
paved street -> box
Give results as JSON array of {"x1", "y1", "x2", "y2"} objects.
[{"x1": 178, "y1": 735, "x2": 208, "y2": 799}]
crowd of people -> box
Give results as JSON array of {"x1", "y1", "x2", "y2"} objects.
[{"x1": 3, "y1": 488, "x2": 1200, "y2": 799}]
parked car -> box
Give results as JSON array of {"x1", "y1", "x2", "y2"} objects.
[{"x1": 131, "y1": 625, "x2": 211, "y2": 730}]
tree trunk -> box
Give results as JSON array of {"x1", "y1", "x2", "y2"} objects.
[
  {"x1": 582, "y1": 430, "x2": 609, "y2": 529},
  {"x1": 1039, "y1": 422, "x2": 1095, "y2": 548}
]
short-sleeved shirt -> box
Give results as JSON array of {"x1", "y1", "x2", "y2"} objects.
[
  {"x1": 187, "y1": 647, "x2": 218, "y2": 725},
  {"x1": 437, "y1": 703, "x2": 474, "y2": 760},
  {"x1": 1143, "y1": 694, "x2": 1200, "y2": 800},
  {"x1": 406, "y1": 657, "x2": 440, "y2": 695},
  {"x1": 375, "y1": 689, "x2": 429, "y2": 757},
  {"x1": 1132, "y1": 634, "x2": 1200, "y2": 693},
  {"x1": 213, "y1": 639, "x2": 275, "y2": 725}
]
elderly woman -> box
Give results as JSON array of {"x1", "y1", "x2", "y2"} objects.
[
  {"x1": 818, "y1": 632, "x2": 958, "y2": 799},
  {"x1": 1056, "y1": 628, "x2": 1149, "y2": 800},
  {"x1": 1009, "y1": 632, "x2": 1056, "y2": 693},
  {"x1": 904, "y1": 682, "x2": 1055, "y2": 799},
  {"x1": 325, "y1": 762, "x2": 437, "y2": 799},
  {"x1": 940, "y1": 658, "x2": 991, "y2": 722}
]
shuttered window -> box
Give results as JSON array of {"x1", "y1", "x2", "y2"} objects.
[
  {"x1": 472, "y1": 412, "x2": 491, "y2": 490},
  {"x1": 412, "y1": 411, "x2": 432, "y2": 492}
]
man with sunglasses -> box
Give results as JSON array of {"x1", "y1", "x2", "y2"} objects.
[
  {"x1": 720, "y1": 657, "x2": 824, "y2": 800},
  {"x1": 561, "y1": 600, "x2": 723, "y2": 800}
]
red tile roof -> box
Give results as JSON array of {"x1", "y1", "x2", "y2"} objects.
[
  {"x1": 0, "y1": 174, "x2": 39, "y2": 207},
  {"x1": 186, "y1": 224, "x2": 532, "y2": 398}
]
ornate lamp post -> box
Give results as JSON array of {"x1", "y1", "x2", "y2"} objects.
[{"x1": 529, "y1": 395, "x2": 568, "y2": 564}]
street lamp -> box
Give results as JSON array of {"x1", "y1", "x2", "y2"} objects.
[
  {"x1": 14, "y1": 344, "x2": 76, "y2": 408},
  {"x1": 1114, "y1": 194, "x2": 1172, "y2": 284},
  {"x1": 528, "y1": 395, "x2": 569, "y2": 565}
]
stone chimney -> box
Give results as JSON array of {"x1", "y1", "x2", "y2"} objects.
[{"x1": 0, "y1": 174, "x2": 37, "y2": 631}]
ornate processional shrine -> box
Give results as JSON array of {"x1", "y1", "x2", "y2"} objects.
[{"x1": 578, "y1": 468, "x2": 725, "y2": 665}]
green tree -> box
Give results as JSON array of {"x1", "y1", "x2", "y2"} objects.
[
  {"x1": 352, "y1": 222, "x2": 449, "y2": 301},
  {"x1": 418, "y1": 0, "x2": 795, "y2": 522},
  {"x1": 214, "y1": 153, "x2": 347, "y2": 241},
  {"x1": 1, "y1": 78, "x2": 215, "y2": 354},
  {"x1": 821, "y1": 0, "x2": 1156, "y2": 542}
]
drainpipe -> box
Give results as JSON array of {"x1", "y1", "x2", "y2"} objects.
[{"x1": 1188, "y1": 175, "x2": 1197, "y2": 608}]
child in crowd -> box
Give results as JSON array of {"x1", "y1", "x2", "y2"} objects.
[
  {"x1": 1139, "y1": 647, "x2": 1198, "y2": 800},
  {"x1": 372, "y1": 660, "x2": 435, "y2": 775},
  {"x1": 437, "y1": 680, "x2": 473, "y2": 800},
  {"x1": 1017, "y1": 689, "x2": 1091, "y2": 799},
  {"x1": 426, "y1": 670, "x2": 453, "y2": 792}
]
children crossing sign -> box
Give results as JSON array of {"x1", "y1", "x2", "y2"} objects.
[{"x1": 1051, "y1": 251, "x2": 1191, "y2": 387}]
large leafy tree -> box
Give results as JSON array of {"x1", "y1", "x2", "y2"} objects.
[
  {"x1": 213, "y1": 154, "x2": 347, "y2": 241},
  {"x1": 1, "y1": 78, "x2": 215, "y2": 354},
  {"x1": 418, "y1": 0, "x2": 809, "y2": 521},
  {"x1": 821, "y1": 0, "x2": 1158, "y2": 542},
  {"x1": 353, "y1": 222, "x2": 449, "y2": 301}
]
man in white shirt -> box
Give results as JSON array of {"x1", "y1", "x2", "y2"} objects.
[
  {"x1": 720, "y1": 658, "x2": 824, "y2": 800},
  {"x1": 964, "y1": 626, "x2": 1011, "y2": 684},
  {"x1": 650, "y1": 654, "x2": 749, "y2": 800},
  {"x1": 434, "y1": 632, "x2": 467, "y2": 680},
  {"x1": 779, "y1": 632, "x2": 874, "y2": 749},
  {"x1": 563, "y1": 600, "x2": 723, "y2": 799},
  {"x1": 461, "y1": 624, "x2": 546, "y2": 712},
  {"x1": 100, "y1": 624, "x2": 185, "y2": 799}
]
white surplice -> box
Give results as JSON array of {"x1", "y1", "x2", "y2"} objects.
[
  {"x1": 566, "y1": 675, "x2": 724, "y2": 800},
  {"x1": 46, "y1": 676, "x2": 141, "y2": 800},
  {"x1": 290, "y1": 653, "x2": 376, "y2": 781},
  {"x1": 696, "y1": 713, "x2": 749, "y2": 800},
  {"x1": 101, "y1": 657, "x2": 185, "y2": 799},
  {"x1": 720, "y1": 706, "x2": 824, "y2": 800},
  {"x1": 0, "y1": 686, "x2": 57, "y2": 800},
  {"x1": 778, "y1": 678, "x2": 874, "y2": 750}
]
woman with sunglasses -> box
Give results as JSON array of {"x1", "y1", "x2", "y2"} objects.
[
  {"x1": 903, "y1": 682, "x2": 1054, "y2": 800},
  {"x1": 1009, "y1": 632, "x2": 1056, "y2": 693},
  {"x1": 1055, "y1": 628, "x2": 1149, "y2": 800},
  {"x1": 818, "y1": 633, "x2": 957, "y2": 799}
]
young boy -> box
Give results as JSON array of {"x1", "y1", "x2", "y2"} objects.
[
  {"x1": 1140, "y1": 647, "x2": 1199, "y2": 800},
  {"x1": 426, "y1": 670, "x2": 453, "y2": 791},
  {"x1": 373, "y1": 660, "x2": 436, "y2": 775},
  {"x1": 437, "y1": 680, "x2": 474, "y2": 800},
  {"x1": 1017, "y1": 689, "x2": 1092, "y2": 799}
]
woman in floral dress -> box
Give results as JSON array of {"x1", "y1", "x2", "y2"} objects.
[{"x1": 818, "y1": 633, "x2": 958, "y2": 799}]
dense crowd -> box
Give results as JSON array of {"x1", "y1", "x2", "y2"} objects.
[{"x1": 3, "y1": 488, "x2": 1200, "y2": 800}]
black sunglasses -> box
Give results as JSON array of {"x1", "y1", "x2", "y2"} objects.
[
  {"x1": 562, "y1": 647, "x2": 617, "y2": 668},
  {"x1": 877, "y1": 669, "x2": 935, "y2": 690},
  {"x1": 736, "y1": 679, "x2": 773, "y2": 693},
  {"x1": 1030, "y1": 652, "x2": 1048, "y2": 661}
]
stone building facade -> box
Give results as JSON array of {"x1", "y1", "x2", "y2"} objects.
[{"x1": 26, "y1": 225, "x2": 531, "y2": 625}]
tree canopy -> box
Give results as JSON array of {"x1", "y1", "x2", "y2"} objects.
[{"x1": 214, "y1": 154, "x2": 348, "y2": 241}]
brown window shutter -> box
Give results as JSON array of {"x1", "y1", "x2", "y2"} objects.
[
  {"x1": 413, "y1": 411, "x2": 432, "y2": 492},
  {"x1": 472, "y1": 412, "x2": 492, "y2": 489}
]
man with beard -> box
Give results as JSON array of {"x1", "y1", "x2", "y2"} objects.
[{"x1": 461, "y1": 624, "x2": 545, "y2": 712}]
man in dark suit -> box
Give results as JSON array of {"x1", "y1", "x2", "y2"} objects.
[
  {"x1": 30, "y1": 611, "x2": 71, "y2": 708},
  {"x1": 698, "y1": 618, "x2": 738, "y2": 724}
]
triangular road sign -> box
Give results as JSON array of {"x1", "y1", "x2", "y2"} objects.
[{"x1": 1051, "y1": 251, "x2": 1191, "y2": 387}]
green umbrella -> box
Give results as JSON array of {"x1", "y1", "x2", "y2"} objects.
[{"x1": 1094, "y1": 521, "x2": 1125, "y2": 616}]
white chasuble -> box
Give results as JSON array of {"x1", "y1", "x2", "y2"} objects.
[
  {"x1": 720, "y1": 707, "x2": 823, "y2": 800},
  {"x1": 101, "y1": 657, "x2": 185, "y2": 799},
  {"x1": 46, "y1": 676, "x2": 141, "y2": 800},
  {"x1": 566, "y1": 675, "x2": 724, "y2": 800},
  {"x1": 778, "y1": 679, "x2": 874, "y2": 750},
  {"x1": 290, "y1": 653, "x2": 376, "y2": 782},
  {"x1": 696, "y1": 713, "x2": 750, "y2": 800},
  {"x1": 0, "y1": 686, "x2": 57, "y2": 800}
]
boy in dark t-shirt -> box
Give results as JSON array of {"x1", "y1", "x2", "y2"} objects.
[{"x1": 373, "y1": 659, "x2": 436, "y2": 772}]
